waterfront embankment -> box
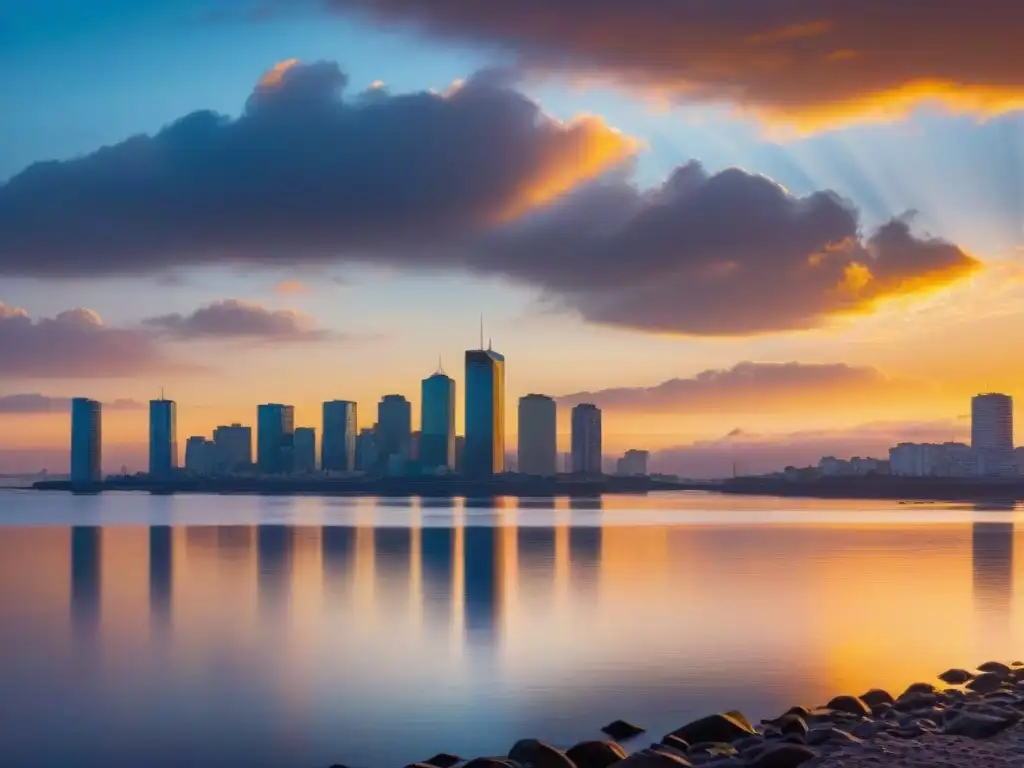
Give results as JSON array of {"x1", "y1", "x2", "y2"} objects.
[{"x1": 376, "y1": 660, "x2": 1024, "y2": 768}]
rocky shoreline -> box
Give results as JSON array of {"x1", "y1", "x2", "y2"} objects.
[{"x1": 337, "y1": 660, "x2": 1024, "y2": 768}]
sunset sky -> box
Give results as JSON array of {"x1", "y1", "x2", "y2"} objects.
[{"x1": 2, "y1": 1, "x2": 1023, "y2": 474}]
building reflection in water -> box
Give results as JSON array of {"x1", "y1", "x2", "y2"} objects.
[
  {"x1": 322, "y1": 526, "x2": 356, "y2": 589},
  {"x1": 70, "y1": 526, "x2": 102, "y2": 637},
  {"x1": 374, "y1": 527, "x2": 412, "y2": 600},
  {"x1": 971, "y1": 504, "x2": 1014, "y2": 618},
  {"x1": 569, "y1": 497, "x2": 603, "y2": 591},
  {"x1": 463, "y1": 526, "x2": 501, "y2": 644},
  {"x1": 149, "y1": 525, "x2": 173, "y2": 632},
  {"x1": 420, "y1": 526, "x2": 455, "y2": 632},
  {"x1": 257, "y1": 525, "x2": 294, "y2": 612}
]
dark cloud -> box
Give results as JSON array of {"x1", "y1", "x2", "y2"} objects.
[
  {"x1": 479, "y1": 166, "x2": 978, "y2": 334},
  {"x1": 327, "y1": 1, "x2": 1024, "y2": 131},
  {"x1": 557, "y1": 361, "x2": 918, "y2": 413},
  {"x1": 143, "y1": 299, "x2": 334, "y2": 342},
  {"x1": 0, "y1": 394, "x2": 144, "y2": 414},
  {"x1": 652, "y1": 420, "x2": 967, "y2": 478},
  {"x1": 0, "y1": 303, "x2": 187, "y2": 379},
  {"x1": 0, "y1": 60, "x2": 633, "y2": 277},
  {"x1": 0, "y1": 62, "x2": 977, "y2": 335}
]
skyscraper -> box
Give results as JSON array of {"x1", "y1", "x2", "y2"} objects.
[
  {"x1": 972, "y1": 393, "x2": 1013, "y2": 452},
  {"x1": 184, "y1": 436, "x2": 216, "y2": 475},
  {"x1": 376, "y1": 395, "x2": 412, "y2": 471},
  {"x1": 571, "y1": 403, "x2": 602, "y2": 475},
  {"x1": 355, "y1": 427, "x2": 378, "y2": 472},
  {"x1": 257, "y1": 404, "x2": 295, "y2": 474},
  {"x1": 294, "y1": 427, "x2": 316, "y2": 473},
  {"x1": 322, "y1": 400, "x2": 357, "y2": 473},
  {"x1": 518, "y1": 394, "x2": 557, "y2": 476},
  {"x1": 421, "y1": 371, "x2": 456, "y2": 471},
  {"x1": 148, "y1": 397, "x2": 178, "y2": 478},
  {"x1": 213, "y1": 423, "x2": 252, "y2": 472},
  {"x1": 70, "y1": 398, "x2": 102, "y2": 487},
  {"x1": 465, "y1": 346, "x2": 505, "y2": 476}
]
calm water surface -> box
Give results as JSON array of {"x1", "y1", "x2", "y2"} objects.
[{"x1": 0, "y1": 490, "x2": 1020, "y2": 767}]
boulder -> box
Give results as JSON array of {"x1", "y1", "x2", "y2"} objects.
[
  {"x1": 422, "y1": 756, "x2": 463, "y2": 768},
  {"x1": 775, "y1": 715, "x2": 808, "y2": 739},
  {"x1": 1012, "y1": 661, "x2": 1023, "y2": 667},
  {"x1": 463, "y1": 760, "x2": 521, "y2": 768},
  {"x1": 602, "y1": 720, "x2": 646, "y2": 741},
  {"x1": 806, "y1": 727, "x2": 863, "y2": 747},
  {"x1": 893, "y1": 692, "x2": 938, "y2": 712},
  {"x1": 939, "y1": 668, "x2": 974, "y2": 684},
  {"x1": 688, "y1": 743, "x2": 738, "y2": 759},
  {"x1": 782, "y1": 706, "x2": 811, "y2": 718},
  {"x1": 859, "y1": 689, "x2": 894, "y2": 708},
  {"x1": 869, "y1": 702, "x2": 892, "y2": 718},
  {"x1": 566, "y1": 741, "x2": 626, "y2": 768},
  {"x1": 732, "y1": 736, "x2": 764, "y2": 753},
  {"x1": 509, "y1": 740, "x2": 575, "y2": 768},
  {"x1": 746, "y1": 744, "x2": 818, "y2": 768},
  {"x1": 978, "y1": 661, "x2": 1012, "y2": 676},
  {"x1": 824, "y1": 696, "x2": 871, "y2": 717},
  {"x1": 944, "y1": 710, "x2": 1022, "y2": 739},
  {"x1": 660, "y1": 735, "x2": 690, "y2": 752},
  {"x1": 666, "y1": 714, "x2": 755, "y2": 746},
  {"x1": 618, "y1": 748, "x2": 692, "y2": 768},
  {"x1": 723, "y1": 711, "x2": 753, "y2": 731},
  {"x1": 966, "y1": 672, "x2": 1004, "y2": 694}
]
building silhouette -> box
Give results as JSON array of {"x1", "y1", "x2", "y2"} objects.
[
  {"x1": 213, "y1": 423, "x2": 252, "y2": 472},
  {"x1": 355, "y1": 427, "x2": 378, "y2": 472},
  {"x1": 616, "y1": 449, "x2": 649, "y2": 476},
  {"x1": 322, "y1": 400, "x2": 357, "y2": 473},
  {"x1": 294, "y1": 427, "x2": 316, "y2": 473},
  {"x1": 70, "y1": 398, "x2": 102, "y2": 487},
  {"x1": 518, "y1": 394, "x2": 557, "y2": 476},
  {"x1": 184, "y1": 436, "x2": 216, "y2": 474},
  {"x1": 148, "y1": 398, "x2": 178, "y2": 478},
  {"x1": 571, "y1": 403, "x2": 603, "y2": 475},
  {"x1": 972, "y1": 393, "x2": 1015, "y2": 476},
  {"x1": 257, "y1": 404, "x2": 295, "y2": 474},
  {"x1": 465, "y1": 346, "x2": 505, "y2": 476},
  {"x1": 376, "y1": 396, "x2": 412, "y2": 472},
  {"x1": 421, "y1": 370, "x2": 456, "y2": 471}
]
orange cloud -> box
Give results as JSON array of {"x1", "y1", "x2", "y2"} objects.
[
  {"x1": 258, "y1": 58, "x2": 301, "y2": 89},
  {"x1": 275, "y1": 280, "x2": 309, "y2": 295}
]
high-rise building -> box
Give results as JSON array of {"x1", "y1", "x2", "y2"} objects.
[
  {"x1": 322, "y1": 400, "x2": 357, "y2": 473},
  {"x1": 616, "y1": 449, "x2": 650, "y2": 476},
  {"x1": 294, "y1": 427, "x2": 316, "y2": 473},
  {"x1": 148, "y1": 398, "x2": 178, "y2": 478},
  {"x1": 257, "y1": 404, "x2": 295, "y2": 474},
  {"x1": 376, "y1": 396, "x2": 412, "y2": 471},
  {"x1": 454, "y1": 435, "x2": 465, "y2": 473},
  {"x1": 421, "y1": 371, "x2": 456, "y2": 471},
  {"x1": 465, "y1": 346, "x2": 505, "y2": 476},
  {"x1": 213, "y1": 423, "x2": 252, "y2": 472},
  {"x1": 71, "y1": 398, "x2": 102, "y2": 487},
  {"x1": 518, "y1": 394, "x2": 557, "y2": 476},
  {"x1": 972, "y1": 393, "x2": 1013, "y2": 452},
  {"x1": 571, "y1": 403, "x2": 603, "y2": 475},
  {"x1": 355, "y1": 427, "x2": 377, "y2": 472},
  {"x1": 184, "y1": 436, "x2": 216, "y2": 475}
]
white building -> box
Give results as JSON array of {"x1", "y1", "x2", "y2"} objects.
[
  {"x1": 570, "y1": 403, "x2": 602, "y2": 475},
  {"x1": 518, "y1": 394, "x2": 557, "y2": 476},
  {"x1": 889, "y1": 442, "x2": 976, "y2": 477},
  {"x1": 972, "y1": 393, "x2": 1015, "y2": 476}
]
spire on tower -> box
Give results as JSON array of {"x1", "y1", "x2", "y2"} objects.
[
  {"x1": 479, "y1": 313, "x2": 484, "y2": 350},
  {"x1": 437, "y1": 353, "x2": 444, "y2": 375}
]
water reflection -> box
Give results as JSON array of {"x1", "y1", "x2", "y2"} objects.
[
  {"x1": 70, "y1": 526, "x2": 102, "y2": 637},
  {"x1": 257, "y1": 525, "x2": 294, "y2": 611},
  {"x1": 148, "y1": 525, "x2": 173, "y2": 632}
]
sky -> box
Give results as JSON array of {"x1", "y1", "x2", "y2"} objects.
[{"x1": 1, "y1": 0, "x2": 1023, "y2": 475}]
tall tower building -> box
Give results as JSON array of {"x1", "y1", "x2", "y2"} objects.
[
  {"x1": 518, "y1": 394, "x2": 557, "y2": 476},
  {"x1": 571, "y1": 403, "x2": 603, "y2": 476},
  {"x1": 972, "y1": 393, "x2": 1013, "y2": 452},
  {"x1": 376, "y1": 395, "x2": 412, "y2": 470},
  {"x1": 148, "y1": 397, "x2": 178, "y2": 478},
  {"x1": 322, "y1": 400, "x2": 357, "y2": 472},
  {"x1": 257, "y1": 404, "x2": 295, "y2": 474},
  {"x1": 421, "y1": 369, "x2": 456, "y2": 471},
  {"x1": 294, "y1": 427, "x2": 316, "y2": 473},
  {"x1": 465, "y1": 345, "x2": 505, "y2": 476},
  {"x1": 213, "y1": 423, "x2": 252, "y2": 472},
  {"x1": 71, "y1": 398, "x2": 102, "y2": 487}
]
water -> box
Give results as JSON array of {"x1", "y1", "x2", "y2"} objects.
[{"x1": 0, "y1": 490, "x2": 1020, "y2": 768}]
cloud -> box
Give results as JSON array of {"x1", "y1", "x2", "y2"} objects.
[
  {"x1": 0, "y1": 61, "x2": 978, "y2": 335},
  {"x1": 0, "y1": 61, "x2": 635, "y2": 278},
  {"x1": 143, "y1": 299, "x2": 334, "y2": 342},
  {"x1": 0, "y1": 394, "x2": 144, "y2": 414},
  {"x1": 558, "y1": 361, "x2": 919, "y2": 413},
  {"x1": 274, "y1": 280, "x2": 309, "y2": 295},
  {"x1": 652, "y1": 420, "x2": 968, "y2": 478},
  {"x1": 0, "y1": 303, "x2": 187, "y2": 379},
  {"x1": 327, "y1": 1, "x2": 1024, "y2": 132},
  {"x1": 478, "y1": 166, "x2": 978, "y2": 334}
]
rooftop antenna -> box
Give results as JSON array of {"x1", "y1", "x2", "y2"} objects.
[
  {"x1": 479, "y1": 314, "x2": 484, "y2": 350},
  {"x1": 488, "y1": 337, "x2": 492, "y2": 352},
  {"x1": 160, "y1": 386, "x2": 165, "y2": 401},
  {"x1": 437, "y1": 353, "x2": 444, "y2": 375}
]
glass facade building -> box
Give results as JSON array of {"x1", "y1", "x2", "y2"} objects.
[
  {"x1": 321, "y1": 400, "x2": 357, "y2": 473},
  {"x1": 376, "y1": 396, "x2": 412, "y2": 471},
  {"x1": 257, "y1": 404, "x2": 295, "y2": 475},
  {"x1": 571, "y1": 403, "x2": 603, "y2": 475},
  {"x1": 213, "y1": 423, "x2": 252, "y2": 472},
  {"x1": 148, "y1": 399, "x2": 178, "y2": 478},
  {"x1": 294, "y1": 427, "x2": 316, "y2": 473},
  {"x1": 71, "y1": 398, "x2": 102, "y2": 487},
  {"x1": 464, "y1": 348, "x2": 505, "y2": 476},
  {"x1": 420, "y1": 373, "x2": 456, "y2": 471},
  {"x1": 518, "y1": 394, "x2": 557, "y2": 476}
]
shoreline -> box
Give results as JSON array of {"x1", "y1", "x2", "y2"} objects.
[{"x1": 379, "y1": 660, "x2": 1024, "y2": 768}]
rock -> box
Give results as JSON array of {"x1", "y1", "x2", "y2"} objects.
[
  {"x1": 869, "y1": 702, "x2": 892, "y2": 717},
  {"x1": 939, "y1": 668, "x2": 974, "y2": 684},
  {"x1": 851, "y1": 720, "x2": 884, "y2": 739},
  {"x1": 1013, "y1": 661, "x2": 1023, "y2": 667},
  {"x1": 775, "y1": 715, "x2": 808, "y2": 739},
  {"x1": 666, "y1": 714, "x2": 755, "y2": 746},
  {"x1": 723, "y1": 711, "x2": 753, "y2": 731},
  {"x1": 508, "y1": 740, "x2": 575, "y2": 768},
  {"x1": 602, "y1": 720, "x2": 646, "y2": 741},
  {"x1": 859, "y1": 689, "x2": 894, "y2": 708},
  {"x1": 463, "y1": 760, "x2": 521, "y2": 768},
  {"x1": 733, "y1": 736, "x2": 764, "y2": 753},
  {"x1": 746, "y1": 744, "x2": 818, "y2": 768},
  {"x1": 782, "y1": 706, "x2": 811, "y2": 718},
  {"x1": 422, "y1": 755, "x2": 463, "y2": 768},
  {"x1": 944, "y1": 710, "x2": 1022, "y2": 738},
  {"x1": 887, "y1": 724, "x2": 925, "y2": 739},
  {"x1": 566, "y1": 741, "x2": 626, "y2": 768},
  {"x1": 967, "y1": 672, "x2": 1005, "y2": 694},
  {"x1": 978, "y1": 661, "x2": 1012, "y2": 676},
  {"x1": 824, "y1": 696, "x2": 871, "y2": 717},
  {"x1": 660, "y1": 735, "x2": 690, "y2": 752},
  {"x1": 618, "y1": 748, "x2": 692, "y2": 767},
  {"x1": 902, "y1": 682, "x2": 937, "y2": 696},
  {"x1": 893, "y1": 692, "x2": 938, "y2": 712},
  {"x1": 407, "y1": 763, "x2": 443, "y2": 768},
  {"x1": 688, "y1": 743, "x2": 738, "y2": 759},
  {"x1": 806, "y1": 727, "x2": 863, "y2": 747}
]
